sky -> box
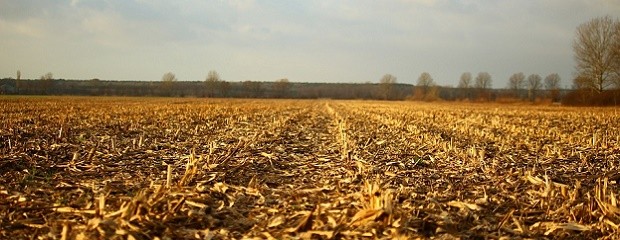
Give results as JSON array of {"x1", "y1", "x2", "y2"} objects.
[{"x1": 1, "y1": 0, "x2": 619, "y2": 87}]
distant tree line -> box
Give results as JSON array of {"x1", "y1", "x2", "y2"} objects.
[
  {"x1": 0, "y1": 73, "x2": 570, "y2": 103},
  {"x1": 0, "y1": 68, "x2": 597, "y2": 105},
  {"x1": 0, "y1": 69, "x2": 582, "y2": 103}
]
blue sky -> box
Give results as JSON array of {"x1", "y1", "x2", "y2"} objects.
[{"x1": 1, "y1": 0, "x2": 619, "y2": 87}]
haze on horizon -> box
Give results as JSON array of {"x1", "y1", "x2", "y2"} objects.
[{"x1": 1, "y1": 0, "x2": 619, "y2": 87}]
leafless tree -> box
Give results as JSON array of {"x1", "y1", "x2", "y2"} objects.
[
  {"x1": 474, "y1": 72, "x2": 492, "y2": 90},
  {"x1": 205, "y1": 70, "x2": 222, "y2": 97},
  {"x1": 458, "y1": 72, "x2": 471, "y2": 88},
  {"x1": 206, "y1": 70, "x2": 221, "y2": 82},
  {"x1": 544, "y1": 74, "x2": 561, "y2": 90},
  {"x1": 573, "y1": 16, "x2": 620, "y2": 92},
  {"x1": 379, "y1": 74, "x2": 397, "y2": 100},
  {"x1": 161, "y1": 72, "x2": 177, "y2": 96},
  {"x1": 474, "y1": 72, "x2": 492, "y2": 100},
  {"x1": 544, "y1": 73, "x2": 561, "y2": 102},
  {"x1": 161, "y1": 72, "x2": 177, "y2": 82},
  {"x1": 458, "y1": 72, "x2": 472, "y2": 99},
  {"x1": 417, "y1": 72, "x2": 434, "y2": 96},
  {"x1": 508, "y1": 72, "x2": 525, "y2": 99},
  {"x1": 527, "y1": 74, "x2": 542, "y2": 102}
]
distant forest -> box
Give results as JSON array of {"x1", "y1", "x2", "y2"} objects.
[{"x1": 4, "y1": 77, "x2": 612, "y2": 105}]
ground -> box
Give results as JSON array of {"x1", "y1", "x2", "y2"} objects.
[{"x1": 1, "y1": 96, "x2": 620, "y2": 239}]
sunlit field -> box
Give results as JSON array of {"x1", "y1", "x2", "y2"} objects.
[{"x1": 1, "y1": 96, "x2": 619, "y2": 239}]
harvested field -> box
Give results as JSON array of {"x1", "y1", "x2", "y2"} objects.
[{"x1": 1, "y1": 96, "x2": 620, "y2": 239}]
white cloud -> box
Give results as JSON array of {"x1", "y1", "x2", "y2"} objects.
[
  {"x1": 0, "y1": 18, "x2": 47, "y2": 38},
  {"x1": 80, "y1": 11, "x2": 132, "y2": 47}
]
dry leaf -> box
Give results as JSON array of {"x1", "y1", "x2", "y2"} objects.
[
  {"x1": 544, "y1": 222, "x2": 590, "y2": 235},
  {"x1": 212, "y1": 182, "x2": 228, "y2": 193},
  {"x1": 448, "y1": 201, "x2": 482, "y2": 211},
  {"x1": 267, "y1": 216, "x2": 285, "y2": 228},
  {"x1": 350, "y1": 209, "x2": 383, "y2": 226}
]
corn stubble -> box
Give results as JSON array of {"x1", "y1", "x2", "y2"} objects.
[{"x1": 1, "y1": 97, "x2": 619, "y2": 239}]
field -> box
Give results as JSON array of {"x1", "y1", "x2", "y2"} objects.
[{"x1": 1, "y1": 97, "x2": 620, "y2": 239}]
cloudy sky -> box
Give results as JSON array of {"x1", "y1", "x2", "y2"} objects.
[{"x1": 1, "y1": 0, "x2": 619, "y2": 87}]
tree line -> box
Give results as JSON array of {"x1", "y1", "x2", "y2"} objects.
[
  {"x1": 0, "y1": 72, "x2": 569, "y2": 103},
  {"x1": 1, "y1": 16, "x2": 619, "y2": 105}
]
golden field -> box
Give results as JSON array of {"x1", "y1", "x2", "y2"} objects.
[{"x1": 1, "y1": 97, "x2": 620, "y2": 239}]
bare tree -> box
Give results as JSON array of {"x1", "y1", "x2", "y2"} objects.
[
  {"x1": 527, "y1": 74, "x2": 542, "y2": 102},
  {"x1": 205, "y1": 70, "x2": 222, "y2": 97},
  {"x1": 458, "y1": 72, "x2": 472, "y2": 99},
  {"x1": 458, "y1": 72, "x2": 471, "y2": 88},
  {"x1": 475, "y1": 72, "x2": 492, "y2": 89},
  {"x1": 162, "y1": 72, "x2": 177, "y2": 82},
  {"x1": 161, "y1": 72, "x2": 177, "y2": 96},
  {"x1": 544, "y1": 73, "x2": 561, "y2": 101},
  {"x1": 206, "y1": 70, "x2": 221, "y2": 82},
  {"x1": 379, "y1": 74, "x2": 397, "y2": 100},
  {"x1": 417, "y1": 72, "x2": 434, "y2": 97},
  {"x1": 474, "y1": 72, "x2": 492, "y2": 100},
  {"x1": 508, "y1": 72, "x2": 525, "y2": 99},
  {"x1": 573, "y1": 16, "x2": 620, "y2": 92}
]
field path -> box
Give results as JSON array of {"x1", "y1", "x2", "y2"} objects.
[{"x1": 218, "y1": 101, "x2": 376, "y2": 238}]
